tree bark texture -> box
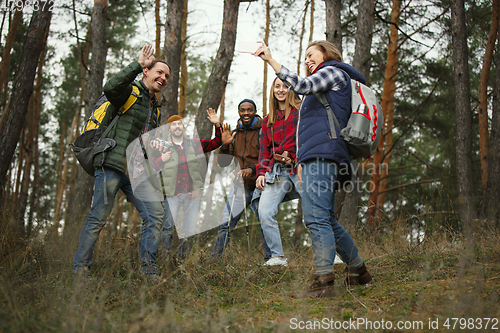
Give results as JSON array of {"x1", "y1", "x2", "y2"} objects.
[
  {"x1": 484, "y1": 31, "x2": 500, "y2": 223},
  {"x1": 0, "y1": 2, "x2": 23, "y2": 102},
  {"x1": 161, "y1": 0, "x2": 184, "y2": 122},
  {"x1": 0, "y1": 4, "x2": 52, "y2": 200},
  {"x1": 296, "y1": 1, "x2": 309, "y2": 75},
  {"x1": 17, "y1": 34, "x2": 48, "y2": 225},
  {"x1": 352, "y1": 0, "x2": 374, "y2": 82},
  {"x1": 477, "y1": 0, "x2": 499, "y2": 190},
  {"x1": 195, "y1": 0, "x2": 240, "y2": 140},
  {"x1": 366, "y1": 0, "x2": 400, "y2": 226},
  {"x1": 66, "y1": 0, "x2": 108, "y2": 234},
  {"x1": 155, "y1": 0, "x2": 161, "y2": 59},
  {"x1": 451, "y1": 0, "x2": 476, "y2": 232},
  {"x1": 325, "y1": 0, "x2": 342, "y2": 54},
  {"x1": 177, "y1": 0, "x2": 188, "y2": 117},
  {"x1": 262, "y1": 0, "x2": 270, "y2": 117},
  {"x1": 337, "y1": 0, "x2": 376, "y2": 227},
  {"x1": 374, "y1": 0, "x2": 400, "y2": 223}
]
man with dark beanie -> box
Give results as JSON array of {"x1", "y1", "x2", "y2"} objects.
[{"x1": 211, "y1": 99, "x2": 271, "y2": 259}]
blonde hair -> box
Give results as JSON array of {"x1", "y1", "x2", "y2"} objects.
[
  {"x1": 305, "y1": 40, "x2": 343, "y2": 76},
  {"x1": 267, "y1": 77, "x2": 301, "y2": 128}
]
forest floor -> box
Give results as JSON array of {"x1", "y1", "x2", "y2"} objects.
[{"x1": 1, "y1": 221, "x2": 500, "y2": 332}]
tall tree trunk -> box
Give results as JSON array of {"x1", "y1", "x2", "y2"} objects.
[
  {"x1": 352, "y1": 0, "x2": 375, "y2": 81},
  {"x1": 366, "y1": 0, "x2": 399, "y2": 226},
  {"x1": 65, "y1": 0, "x2": 108, "y2": 235},
  {"x1": 155, "y1": 0, "x2": 161, "y2": 59},
  {"x1": 0, "y1": 1, "x2": 23, "y2": 103},
  {"x1": 178, "y1": 0, "x2": 188, "y2": 118},
  {"x1": 478, "y1": 0, "x2": 499, "y2": 191},
  {"x1": 484, "y1": 31, "x2": 500, "y2": 223},
  {"x1": 161, "y1": 0, "x2": 184, "y2": 121},
  {"x1": 0, "y1": 2, "x2": 52, "y2": 203},
  {"x1": 308, "y1": 0, "x2": 314, "y2": 43},
  {"x1": 337, "y1": 0, "x2": 375, "y2": 228},
  {"x1": 195, "y1": 0, "x2": 241, "y2": 140},
  {"x1": 52, "y1": 123, "x2": 67, "y2": 235},
  {"x1": 374, "y1": 0, "x2": 400, "y2": 223},
  {"x1": 296, "y1": 1, "x2": 309, "y2": 75},
  {"x1": 262, "y1": 0, "x2": 270, "y2": 117},
  {"x1": 451, "y1": 0, "x2": 475, "y2": 233},
  {"x1": 17, "y1": 30, "x2": 48, "y2": 225},
  {"x1": 63, "y1": 23, "x2": 91, "y2": 237},
  {"x1": 325, "y1": 0, "x2": 342, "y2": 54}
]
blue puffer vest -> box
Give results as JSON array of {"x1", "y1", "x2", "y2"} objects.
[{"x1": 296, "y1": 60, "x2": 366, "y2": 177}]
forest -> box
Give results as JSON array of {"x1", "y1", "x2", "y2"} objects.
[{"x1": 1, "y1": 0, "x2": 499, "y2": 332}]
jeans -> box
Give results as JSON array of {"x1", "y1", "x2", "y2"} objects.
[
  {"x1": 211, "y1": 183, "x2": 271, "y2": 259},
  {"x1": 258, "y1": 164, "x2": 302, "y2": 257},
  {"x1": 301, "y1": 159, "x2": 359, "y2": 274},
  {"x1": 160, "y1": 191, "x2": 200, "y2": 258},
  {"x1": 73, "y1": 167, "x2": 164, "y2": 274}
]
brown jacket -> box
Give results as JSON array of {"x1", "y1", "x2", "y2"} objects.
[{"x1": 218, "y1": 116, "x2": 262, "y2": 190}]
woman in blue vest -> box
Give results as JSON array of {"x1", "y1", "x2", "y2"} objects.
[{"x1": 254, "y1": 40, "x2": 372, "y2": 297}]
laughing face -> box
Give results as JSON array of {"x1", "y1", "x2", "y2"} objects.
[
  {"x1": 169, "y1": 120, "x2": 184, "y2": 139},
  {"x1": 143, "y1": 62, "x2": 170, "y2": 95},
  {"x1": 273, "y1": 79, "x2": 288, "y2": 103},
  {"x1": 238, "y1": 102, "x2": 257, "y2": 126},
  {"x1": 304, "y1": 45, "x2": 326, "y2": 74}
]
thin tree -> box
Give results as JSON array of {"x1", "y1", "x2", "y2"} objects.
[
  {"x1": 262, "y1": 0, "x2": 270, "y2": 117},
  {"x1": 65, "y1": 0, "x2": 108, "y2": 233},
  {"x1": 178, "y1": 0, "x2": 188, "y2": 117},
  {"x1": 0, "y1": 0, "x2": 24, "y2": 105},
  {"x1": 296, "y1": 1, "x2": 309, "y2": 75},
  {"x1": 372, "y1": 0, "x2": 401, "y2": 224},
  {"x1": 0, "y1": 1, "x2": 53, "y2": 233},
  {"x1": 161, "y1": 0, "x2": 184, "y2": 121},
  {"x1": 484, "y1": 31, "x2": 500, "y2": 223},
  {"x1": 477, "y1": 0, "x2": 499, "y2": 191},
  {"x1": 195, "y1": 0, "x2": 251, "y2": 140},
  {"x1": 451, "y1": 0, "x2": 475, "y2": 233}
]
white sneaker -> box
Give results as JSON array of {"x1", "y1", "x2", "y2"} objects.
[{"x1": 263, "y1": 257, "x2": 288, "y2": 267}]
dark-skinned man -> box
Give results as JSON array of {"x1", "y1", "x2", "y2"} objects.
[{"x1": 211, "y1": 99, "x2": 271, "y2": 260}]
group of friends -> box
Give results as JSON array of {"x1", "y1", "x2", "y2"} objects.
[{"x1": 72, "y1": 41, "x2": 373, "y2": 297}]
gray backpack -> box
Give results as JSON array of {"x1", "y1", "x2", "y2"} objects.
[{"x1": 316, "y1": 71, "x2": 383, "y2": 160}]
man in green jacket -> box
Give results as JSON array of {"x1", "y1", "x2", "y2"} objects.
[{"x1": 73, "y1": 45, "x2": 169, "y2": 281}]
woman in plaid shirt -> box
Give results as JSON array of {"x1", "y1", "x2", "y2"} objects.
[
  {"x1": 254, "y1": 40, "x2": 372, "y2": 298},
  {"x1": 255, "y1": 78, "x2": 302, "y2": 267}
]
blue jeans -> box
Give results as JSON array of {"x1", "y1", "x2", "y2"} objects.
[
  {"x1": 73, "y1": 167, "x2": 164, "y2": 274},
  {"x1": 211, "y1": 184, "x2": 271, "y2": 259},
  {"x1": 160, "y1": 191, "x2": 200, "y2": 258},
  {"x1": 259, "y1": 164, "x2": 302, "y2": 257},
  {"x1": 301, "y1": 159, "x2": 359, "y2": 275}
]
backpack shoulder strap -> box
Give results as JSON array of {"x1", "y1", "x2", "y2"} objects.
[
  {"x1": 315, "y1": 92, "x2": 341, "y2": 139},
  {"x1": 118, "y1": 84, "x2": 140, "y2": 115}
]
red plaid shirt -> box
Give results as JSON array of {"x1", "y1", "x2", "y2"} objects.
[
  {"x1": 257, "y1": 107, "x2": 299, "y2": 176},
  {"x1": 152, "y1": 125, "x2": 222, "y2": 196}
]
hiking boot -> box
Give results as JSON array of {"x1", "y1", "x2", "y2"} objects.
[
  {"x1": 291, "y1": 273, "x2": 335, "y2": 298},
  {"x1": 262, "y1": 257, "x2": 288, "y2": 267},
  {"x1": 345, "y1": 263, "x2": 372, "y2": 286}
]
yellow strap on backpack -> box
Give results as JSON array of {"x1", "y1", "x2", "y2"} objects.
[{"x1": 82, "y1": 85, "x2": 141, "y2": 133}]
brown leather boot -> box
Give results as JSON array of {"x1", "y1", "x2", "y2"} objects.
[
  {"x1": 345, "y1": 263, "x2": 373, "y2": 286},
  {"x1": 291, "y1": 273, "x2": 335, "y2": 298}
]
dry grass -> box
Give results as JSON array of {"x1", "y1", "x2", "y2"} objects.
[{"x1": 1, "y1": 219, "x2": 500, "y2": 332}]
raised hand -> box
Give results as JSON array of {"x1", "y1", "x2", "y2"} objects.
[
  {"x1": 138, "y1": 44, "x2": 155, "y2": 68},
  {"x1": 252, "y1": 42, "x2": 272, "y2": 62},
  {"x1": 206, "y1": 108, "x2": 220, "y2": 126},
  {"x1": 221, "y1": 123, "x2": 236, "y2": 146}
]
